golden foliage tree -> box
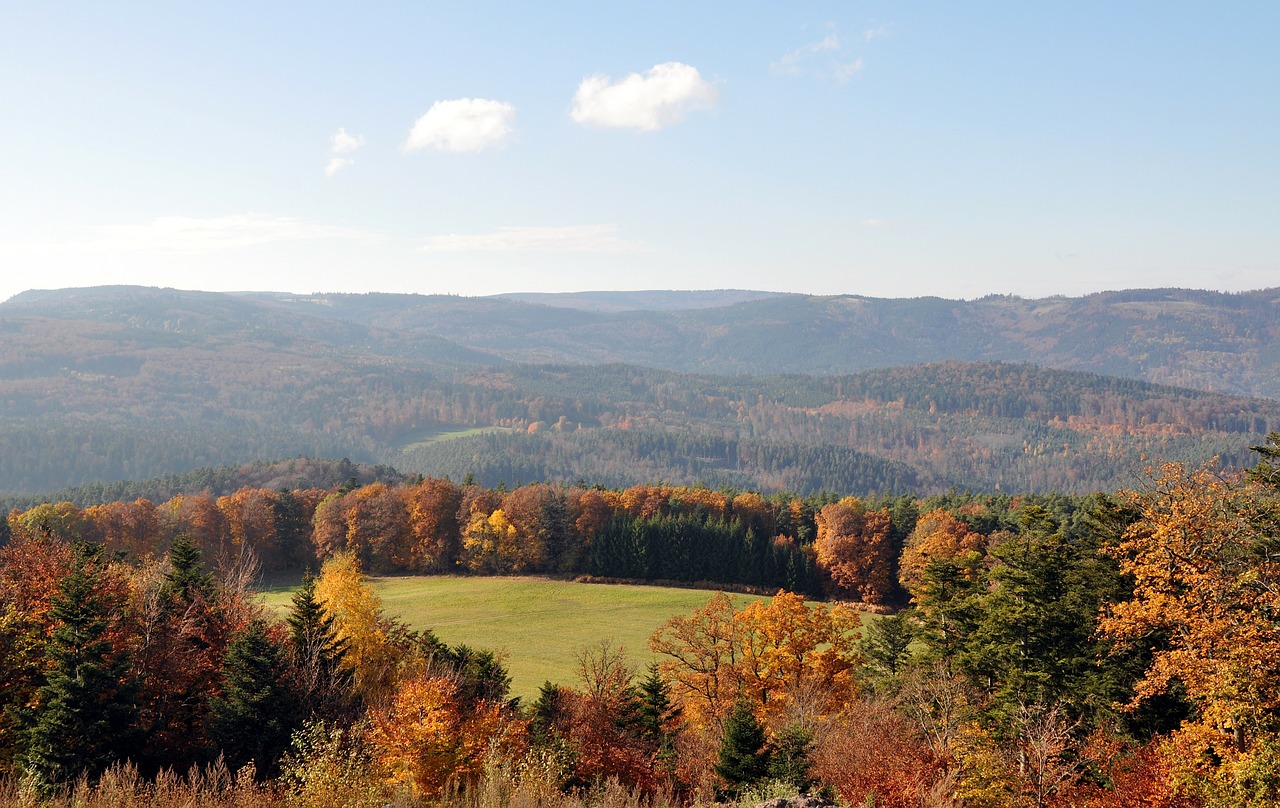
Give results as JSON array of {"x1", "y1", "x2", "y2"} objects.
[
  {"x1": 1101, "y1": 460, "x2": 1280, "y2": 806},
  {"x1": 314, "y1": 550, "x2": 401, "y2": 704},
  {"x1": 365, "y1": 676, "x2": 523, "y2": 799}
]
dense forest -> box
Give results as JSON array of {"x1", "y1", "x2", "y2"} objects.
[
  {"x1": 2, "y1": 286, "x2": 1278, "y2": 495},
  {"x1": 4, "y1": 437, "x2": 1280, "y2": 805}
]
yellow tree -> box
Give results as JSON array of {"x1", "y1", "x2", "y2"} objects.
[
  {"x1": 314, "y1": 550, "x2": 402, "y2": 703},
  {"x1": 649, "y1": 592, "x2": 742, "y2": 731},
  {"x1": 365, "y1": 676, "x2": 523, "y2": 799},
  {"x1": 735, "y1": 591, "x2": 861, "y2": 723},
  {"x1": 898, "y1": 508, "x2": 986, "y2": 599},
  {"x1": 1101, "y1": 461, "x2": 1280, "y2": 805},
  {"x1": 650, "y1": 591, "x2": 862, "y2": 731}
]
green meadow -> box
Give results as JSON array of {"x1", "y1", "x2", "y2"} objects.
[{"x1": 261, "y1": 576, "x2": 782, "y2": 702}]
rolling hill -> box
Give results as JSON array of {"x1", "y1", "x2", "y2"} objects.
[{"x1": 1, "y1": 285, "x2": 1277, "y2": 497}]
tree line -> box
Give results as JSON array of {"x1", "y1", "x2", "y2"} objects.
[{"x1": 5, "y1": 436, "x2": 1280, "y2": 805}]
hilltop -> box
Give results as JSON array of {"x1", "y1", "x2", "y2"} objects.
[{"x1": 1, "y1": 285, "x2": 1277, "y2": 496}]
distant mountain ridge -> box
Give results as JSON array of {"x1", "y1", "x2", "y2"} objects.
[{"x1": 1, "y1": 284, "x2": 1276, "y2": 496}]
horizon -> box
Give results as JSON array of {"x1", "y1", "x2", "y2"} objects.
[
  {"x1": 2, "y1": 3, "x2": 1277, "y2": 305},
  {"x1": 5, "y1": 282, "x2": 1279, "y2": 309}
]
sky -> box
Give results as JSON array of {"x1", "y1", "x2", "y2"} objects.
[{"x1": 2, "y1": 2, "x2": 1277, "y2": 304}]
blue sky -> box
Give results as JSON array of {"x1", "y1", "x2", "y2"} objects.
[{"x1": 2, "y1": 2, "x2": 1277, "y2": 303}]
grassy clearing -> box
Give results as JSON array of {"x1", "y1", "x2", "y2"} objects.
[
  {"x1": 260, "y1": 576, "x2": 781, "y2": 702},
  {"x1": 396, "y1": 425, "x2": 510, "y2": 452}
]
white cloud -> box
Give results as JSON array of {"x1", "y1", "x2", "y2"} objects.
[
  {"x1": 771, "y1": 34, "x2": 841, "y2": 77},
  {"x1": 832, "y1": 59, "x2": 864, "y2": 84},
  {"x1": 331, "y1": 127, "x2": 365, "y2": 154},
  {"x1": 571, "y1": 62, "x2": 717, "y2": 131},
  {"x1": 94, "y1": 214, "x2": 382, "y2": 253},
  {"x1": 325, "y1": 157, "x2": 355, "y2": 177},
  {"x1": 857, "y1": 218, "x2": 889, "y2": 229},
  {"x1": 864, "y1": 24, "x2": 892, "y2": 41},
  {"x1": 405, "y1": 98, "x2": 516, "y2": 153},
  {"x1": 773, "y1": 28, "x2": 870, "y2": 84},
  {"x1": 421, "y1": 225, "x2": 643, "y2": 253}
]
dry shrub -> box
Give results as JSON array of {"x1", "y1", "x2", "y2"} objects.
[
  {"x1": 0, "y1": 758, "x2": 278, "y2": 807},
  {"x1": 809, "y1": 698, "x2": 947, "y2": 808}
]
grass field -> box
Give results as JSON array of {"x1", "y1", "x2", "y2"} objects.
[
  {"x1": 260, "y1": 576, "x2": 784, "y2": 702},
  {"x1": 396, "y1": 425, "x2": 511, "y2": 452}
]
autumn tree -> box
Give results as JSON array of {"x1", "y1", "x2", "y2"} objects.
[
  {"x1": 899, "y1": 508, "x2": 986, "y2": 598},
  {"x1": 1101, "y1": 459, "x2": 1280, "y2": 806},
  {"x1": 365, "y1": 675, "x2": 523, "y2": 799},
  {"x1": 814, "y1": 497, "x2": 896, "y2": 604},
  {"x1": 402, "y1": 477, "x2": 463, "y2": 571},
  {"x1": 314, "y1": 550, "x2": 402, "y2": 704}
]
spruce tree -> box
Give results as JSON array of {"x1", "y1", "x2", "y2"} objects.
[
  {"x1": 286, "y1": 570, "x2": 350, "y2": 720},
  {"x1": 714, "y1": 701, "x2": 771, "y2": 794},
  {"x1": 23, "y1": 543, "x2": 138, "y2": 787},
  {"x1": 161, "y1": 535, "x2": 215, "y2": 603},
  {"x1": 209, "y1": 617, "x2": 294, "y2": 776}
]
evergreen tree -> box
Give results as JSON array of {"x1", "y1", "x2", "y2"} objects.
[
  {"x1": 530, "y1": 680, "x2": 570, "y2": 745},
  {"x1": 715, "y1": 701, "x2": 771, "y2": 794},
  {"x1": 160, "y1": 535, "x2": 215, "y2": 603},
  {"x1": 286, "y1": 570, "x2": 351, "y2": 720},
  {"x1": 209, "y1": 618, "x2": 294, "y2": 776},
  {"x1": 767, "y1": 723, "x2": 815, "y2": 793},
  {"x1": 272, "y1": 489, "x2": 311, "y2": 569},
  {"x1": 636, "y1": 663, "x2": 680, "y2": 747},
  {"x1": 860, "y1": 612, "x2": 916, "y2": 677},
  {"x1": 22, "y1": 543, "x2": 138, "y2": 787}
]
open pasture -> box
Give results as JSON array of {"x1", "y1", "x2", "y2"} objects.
[{"x1": 261, "y1": 576, "x2": 793, "y2": 701}]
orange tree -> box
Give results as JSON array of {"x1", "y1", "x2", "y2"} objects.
[{"x1": 1102, "y1": 442, "x2": 1280, "y2": 806}]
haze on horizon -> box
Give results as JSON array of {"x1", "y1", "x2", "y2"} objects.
[{"x1": 2, "y1": 3, "x2": 1277, "y2": 306}]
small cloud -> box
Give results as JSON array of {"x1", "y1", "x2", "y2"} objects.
[
  {"x1": 774, "y1": 26, "x2": 876, "y2": 84},
  {"x1": 571, "y1": 62, "x2": 717, "y2": 131},
  {"x1": 857, "y1": 218, "x2": 889, "y2": 229},
  {"x1": 325, "y1": 128, "x2": 365, "y2": 176},
  {"x1": 832, "y1": 58, "x2": 864, "y2": 84},
  {"x1": 771, "y1": 34, "x2": 841, "y2": 77},
  {"x1": 405, "y1": 98, "x2": 516, "y2": 153},
  {"x1": 421, "y1": 224, "x2": 643, "y2": 253},
  {"x1": 864, "y1": 24, "x2": 892, "y2": 41},
  {"x1": 331, "y1": 127, "x2": 365, "y2": 154},
  {"x1": 325, "y1": 157, "x2": 356, "y2": 177},
  {"x1": 94, "y1": 214, "x2": 382, "y2": 253}
]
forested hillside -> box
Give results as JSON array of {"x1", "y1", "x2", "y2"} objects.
[
  {"x1": 2, "y1": 286, "x2": 1278, "y2": 495},
  {"x1": 6, "y1": 441, "x2": 1280, "y2": 806}
]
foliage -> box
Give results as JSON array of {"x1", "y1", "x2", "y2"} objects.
[{"x1": 21, "y1": 543, "x2": 139, "y2": 788}]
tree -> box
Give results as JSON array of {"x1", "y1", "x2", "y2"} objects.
[
  {"x1": 209, "y1": 617, "x2": 294, "y2": 776},
  {"x1": 860, "y1": 612, "x2": 916, "y2": 678},
  {"x1": 22, "y1": 543, "x2": 139, "y2": 788},
  {"x1": 364, "y1": 676, "x2": 523, "y2": 799},
  {"x1": 814, "y1": 497, "x2": 895, "y2": 603},
  {"x1": 286, "y1": 570, "x2": 351, "y2": 721},
  {"x1": 314, "y1": 550, "x2": 402, "y2": 703},
  {"x1": 715, "y1": 701, "x2": 770, "y2": 794},
  {"x1": 1101, "y1": 460, "x2": 1280, "y2": 805}
]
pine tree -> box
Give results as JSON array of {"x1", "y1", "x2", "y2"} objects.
[
  {"x1": 714, "y1": 701, "x2": 771, "y2": 794},
  {"x1": 286, "y1": 570, "x2": 351, "y2": 720},
  {"x1": 22, "y1": 543, "x2": 138, "y2": 787},
  {"x1": 636, "y1": 663, "x2": 679, "y2": 747},
  {"x1": 209, "y1": 617, "x2": 294, "y2": 776},
  {"x1": 161, "y1": 535, "x2": 215, "y2": 603}
]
